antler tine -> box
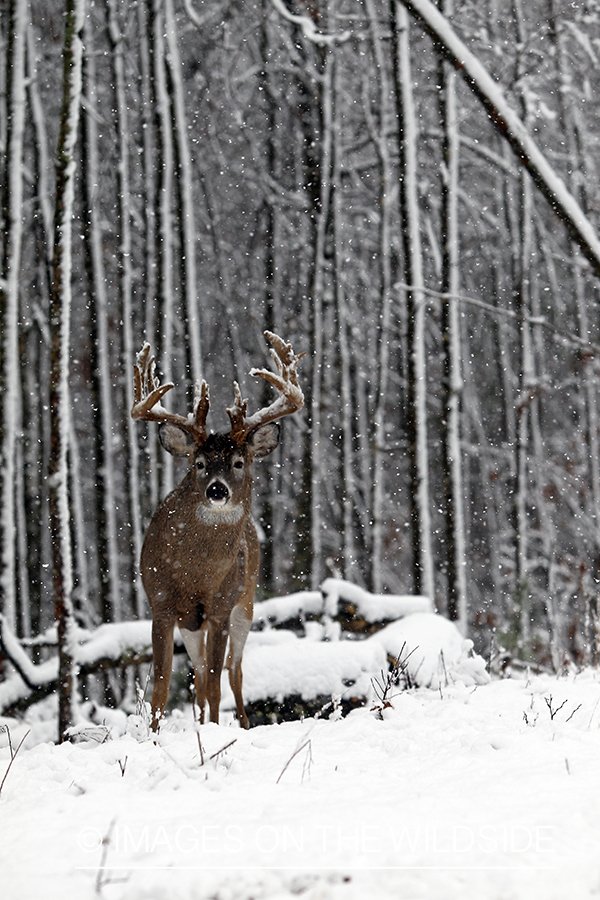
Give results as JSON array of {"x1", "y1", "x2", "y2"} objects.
[
  {"x1": 227, "y1": 331, "x2": 304, "y2": 440},
  {"x1": 226, "y1": 381, "x2": 249, "y2": 440},
  {"x1": 131, "y1": 342, "x2": 206, "y2": 439},
  {"x1": 192, "y1": 379, "x2": 210, "y2": 441}
]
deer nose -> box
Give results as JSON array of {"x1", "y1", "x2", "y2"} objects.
[{"x1": 206, "y1": 480, "x2": 230, "y2": 504}]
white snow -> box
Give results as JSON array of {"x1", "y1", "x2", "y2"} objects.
[
  {"x1": 237, "y1": 630, "x2": 387, "y2": 703},
  {"x1": 3, "y1": 667, "x2": 600, "y2": 899},
  {"x1": 0, "y1": 601, "x2": 590, "y2": 899},
  {"x1": 369, "y1": 612, "x2": 490, "y2": 689}
]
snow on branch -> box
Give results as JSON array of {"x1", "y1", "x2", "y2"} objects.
[
  {"x1": 269, "y1": 0, "x2": 351, "y2": 45},
  {"x1": 397, "y1": 0, "x2": 600, "y2": 279}
]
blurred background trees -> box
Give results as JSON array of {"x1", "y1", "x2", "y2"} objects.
[{"x1": 2, "y1": 0, "x2": 600, "y2": 671}]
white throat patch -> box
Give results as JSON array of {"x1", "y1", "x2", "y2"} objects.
[{"x1": 195, "y1": 502, "x2": 244, "y2": 526}]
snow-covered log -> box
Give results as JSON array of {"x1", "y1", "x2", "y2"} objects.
[
  {"x1": 0, "y1": 618, "x2": 173, "y2": 716},
  {"x1": 254, "y1": 580, "x2": 433, "y2": 632},
  {"x1": 322, "y1": 578, "x2": 433, "y2": 631},
  {"x1": 253, "y1": 591, "x2": 324, "y2": 630},
  {"x1": 1, "y1": 584, "x2": 487, "y2": 723}
]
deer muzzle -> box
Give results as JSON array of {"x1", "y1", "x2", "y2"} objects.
[{"x1": 206, "y1": 479, "x2": 230, "y2": 506}]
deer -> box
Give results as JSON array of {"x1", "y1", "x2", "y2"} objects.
[{"x1": 131, "y1": 331, "x2": 304, "y2": 731}]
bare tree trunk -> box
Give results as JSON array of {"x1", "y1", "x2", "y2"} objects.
[
  {"x1": 291, "y1": 26, "x2": 327, "y2": 590},
  {"x1": 309, "y1": 47, "x2": 333, "y2": 590},
  {"x1": 139, "y1": 0, "x2": 159, "y2": 511},
  {"x1": 26, "y1": 23, "x2": 54, "y2": 627},
  {"x1": 0, "y1": 0, "x2": 27, "y2": 636},
  {"x1": 256, "y1": 1, "x2": 279, "y2": 592},
  {"x1": 366, "y1": 0, "x2": 393, "y2": 593},
  {"x1": 511, "y1": 0, "x2": 536, "y2": 652},
  {"x1": 391, "y1": 0, "x2": 434, "y2": 602},
  {"x1": 437, "y1": 0, "x2": 467, "y2": 628},
  {"x1": 332, "y1": 57, "x2": 357, "y2": 583},
  {"x1": 164, "y1": 0, "x2": 202, "y2": 387},
  {"x1": 68, "y1": 418, "x2": 91, "y2": 622},
  {"x1": 147, "y1": 0, "x2": 175, "y2": 497},
  {"x1": 547, "y1": 0, "x2": 600, "y2": 662},
  {"x1": 513, "y1": 171, "x2": 534, "y2": 649},
  {"x1": 107, "y1": 0, "x2": 144, "y2": 616},
  {"x1": 49, "y1": 0, "x2": 85, "y2": 741},
  {"x1": 81, "y1": 18, "x2": 120, "y2": 623}
]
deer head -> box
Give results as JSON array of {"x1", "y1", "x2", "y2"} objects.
[{"x1": 131, "y1": 331, "x2": 304, "y2": 731}]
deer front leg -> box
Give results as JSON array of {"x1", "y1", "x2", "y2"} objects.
[
  {"x1": 151, "y1": 617, "x2": 175, "y2": 732},
  {"x1": 205, "y1": 619, "x2": 229, "y2": 725},
  {"x1": 227, "y1": 602, "x2": 252, "y2": 729},
  {"x1": 180, "y1": 624, "x2": 208, "y2": 722}
]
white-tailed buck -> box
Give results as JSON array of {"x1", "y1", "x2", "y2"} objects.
[{"x1": 132, "y1": 331, "x2": 304, "y2": 730}]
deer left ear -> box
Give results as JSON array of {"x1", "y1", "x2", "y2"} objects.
[
  {"x1": 246, "y1": 422, "x2": 280, "y2": 458},
  {"x1": 159, "y1": 423, "x2": 197, "y2": 458}
]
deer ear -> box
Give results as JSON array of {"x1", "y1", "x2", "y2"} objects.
[
  {"x1": 158, "y1": 423, "x2": 197, "y2": 458},
  {"x1": 246, "y1": 422, "x2": 280, "y2": 458}
]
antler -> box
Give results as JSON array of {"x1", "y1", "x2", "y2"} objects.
[
  {"x1": 227, "y1": 331, "x2": 304, "y2": 440},
  {"x1": 131, "y1": 342, "x2": 210, "y2": 442}
]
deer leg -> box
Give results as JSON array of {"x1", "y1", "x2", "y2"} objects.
[
  {"x1": 227, "y1": 603, "x2": 252, "y2": 729},
  {"x1": 180, "y1": 625, "x2": 208, "y2": 722},
  {"x1": 151, "y1": 617, "x2": 175, "y2": 732},
  {"x1": 205, "y1": 619, "x2": 229, "y2": 725}
]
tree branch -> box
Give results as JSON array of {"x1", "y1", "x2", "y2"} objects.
[{"x1": 396, "y1": 0, "x2": 600, "y2": 278}]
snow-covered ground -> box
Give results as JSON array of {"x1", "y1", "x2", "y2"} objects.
[{"x1": 3, "y1": 664, "x2": 600, "y2": 900}]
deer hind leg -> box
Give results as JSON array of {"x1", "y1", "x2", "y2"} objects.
[
  {"x1": 179, "y1": 625, "x2": 208, "y2": 722},
  {"x1": 151, "y1": 617, "x2": 175, "y2": 732},
  {"x1": 227, "y1": 602, "x2": 252, "y2": 729}
]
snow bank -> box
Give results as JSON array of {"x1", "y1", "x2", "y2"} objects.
[
  {"x1": 237, "y1": 630, "x2": 387, "y2": 703},
  {"x1": 4, "y1": 672, "x2": 600, "y2": 900},
  {"x1": 370, "y1": 612, "x2": 490, "y2": 688}
]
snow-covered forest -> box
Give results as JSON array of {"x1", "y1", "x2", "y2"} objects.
[
  {"x1": 5, "y1": 1, "x2": 600, "y2": 897},
  {"x1": 2, "y1": 0, "x2": 600, "y2": 671},
  {"x1": 2, "y1": 0, "x2": 600, "y2": 697}
]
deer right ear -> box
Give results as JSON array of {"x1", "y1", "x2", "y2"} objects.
[
  {"x1": 246, "y1": 422, "x2": 281, "y2": 458},
  {"x1": 158, "y1": 423, "x2": 197, "y2": 458}
]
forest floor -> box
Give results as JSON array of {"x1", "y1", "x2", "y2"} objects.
[{"x1": 2, "y1": 667, "x2": 600, "y2": 900}]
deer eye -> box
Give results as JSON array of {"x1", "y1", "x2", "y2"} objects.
[
  {"x1": 195, "y1": 456, "x2": 206, "y2": 473},
  {"x1": 232, "y1": 458, "x2": 244, "y2": 471}
]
